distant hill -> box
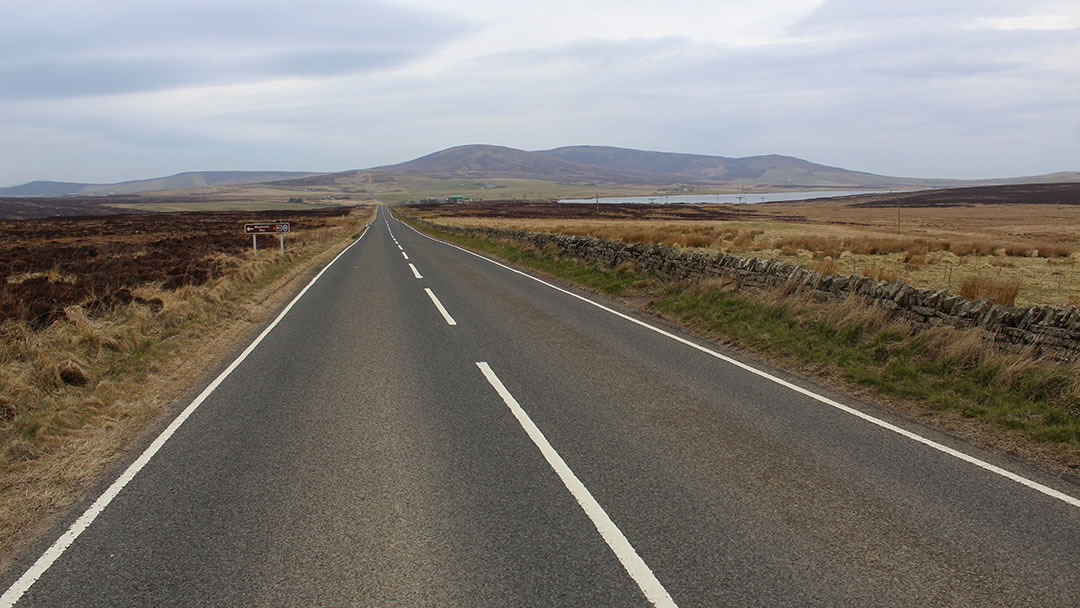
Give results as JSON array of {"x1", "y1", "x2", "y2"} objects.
[
  {"x1": 536, "y1": 146, "x2": 903, "y2": 187},
  {"x1": 0, "y1": 181, "x2": 94, "y2": 196},
  {"x1": 0, "y1": 171, "x2": 322, "y2": 196},
  {"x1": 366, "y1": 144, "x2": 1080, "y2": 188},
  {"x1": 6, "y1": 146, "x2": 1078, "y2": 197},
  {"x1": 369, "y1": 144, "x2": 660, "y2": 183}
]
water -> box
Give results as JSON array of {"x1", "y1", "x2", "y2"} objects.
[{"x1": 559, "y1": 189, "x2": 898, "y2": 205}]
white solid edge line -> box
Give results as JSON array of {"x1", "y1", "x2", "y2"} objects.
[
  {"x1": 476, "y1": 362, "x2": 677, "y2": 608},
  {"x1": 392, "y1": 213, "x2": 1080, "y2": 509},
  {"x1": 0, "y1": 220, "x2": 377, "y2": 608},
  {"x1": 424, "y1": 288, "x2": 457, "y2": 326},
  {"x1": 408, "y1": 263, "x2": 423, "y2": 279}
]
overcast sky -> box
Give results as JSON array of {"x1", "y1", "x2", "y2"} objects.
[{"x1": 2, "y1": 0, "x2": 1078, "y2": 185}]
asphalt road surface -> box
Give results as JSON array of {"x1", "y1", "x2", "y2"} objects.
[{"x1": 4, "y1": 206, "x2": 1080, "y2": 607}]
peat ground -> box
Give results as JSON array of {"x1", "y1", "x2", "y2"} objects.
[{"x1": 1, "y1": 208, "x2": 353, "y2": 329}]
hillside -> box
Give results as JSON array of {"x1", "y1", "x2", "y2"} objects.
[
  {"x1": 369, "y1": 144, "x2": 663, "y2": 183},
  {"x1": 0, "y1": 171, "x2": 322, "y2": 197},
  {"x1": 0, "y1": 181, "x2": 97, "y2": 197},
  {"x1": 537, "y1": 146, "x2": 904, "y2": 187},
  {"x1": 373, "y1": 144, "x2": 874, "y2": 186},
  {"x1": 368, "y1": 145, "x2": 1080, "y2": 189}
]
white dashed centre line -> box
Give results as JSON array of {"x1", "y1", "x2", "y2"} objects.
[
  {"x1": 424, "y1": 288, "x2": 457, "y2": 326},
  {"x1": 402, "y1": 251, "x2": 409, "y2": 260},
  {"x1": 476, "y1": 362, "x2": 678, "y2": 608},
  {"x1": 408, "y1": 263, "x2": 423, "y2": 279}
]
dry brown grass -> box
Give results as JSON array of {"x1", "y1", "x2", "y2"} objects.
[
  {"x1": 947, "y1": 241, "x2": 998, "y2": 257},
  {"x1": 6, "y1": 270, "x2": 80, "y2": 285},
  {"x1": 768, "y1": 234, "x2": 1065, "y2": 260},
  {"x1": 862, "y1": 263, "x2": 900, "y2": 283},
  {"x1": 958, "y1": 276, "x2": 1022, "y2": 305},
  {"x1": 812, "y1": 257, "x2": 840, "y2": 275},
  {"x1": 1036, "y1": 244, "x2": 1075, "y2": 258},
  {"x1": 0, "y1": 206, "x2": 375, "y2": 569},
  {"x1": 816, "y1": 293, "x2": 902, "y2": 335},
  {"x1": 922, "y1": 325, "x2": 991, "y2": 369},
  {"x1": 904, "y1": 253, "x2": 927, "y2": 270}
]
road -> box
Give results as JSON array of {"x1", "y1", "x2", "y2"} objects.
[{"x1": 4, "y1": 206, "x2": 1079, "y2": 606}]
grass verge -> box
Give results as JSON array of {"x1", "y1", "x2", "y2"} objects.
[
  {"x1": 402, "y1": 214, "x2": 1080, "y2": 473},
  {"x1": 0, "y1": 208, "x2": 375, "y2": 569},
  {"x1": 648, "y1": 286, "x2": 1079, "y2": 442}
]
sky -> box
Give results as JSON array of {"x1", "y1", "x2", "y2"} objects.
[{"x1": 1, "y1": 0, "x2": 1079, "y2": 185}]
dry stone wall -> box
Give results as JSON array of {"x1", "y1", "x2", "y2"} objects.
[{"x1": 419, "y1": 220, "x2": 1080, "y2": 361}]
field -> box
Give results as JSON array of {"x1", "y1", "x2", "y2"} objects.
[
  {"x1": 0, "y1": 205, "x2": 375, "y2": 566},
  {"x1": 0, "y1": 188, "x2": 367, "y2": 219},
  {"x1": 410, "y1": 184, "x2": 1080, "y2": 307},
  {"x1": 1, "y1": 208, "x2": 361, "y2": 328}
]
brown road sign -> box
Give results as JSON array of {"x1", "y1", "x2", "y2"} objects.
[{"x1": 244, "y1": 222, "x2": 290, "y2": 234}]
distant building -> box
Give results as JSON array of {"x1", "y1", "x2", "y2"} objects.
[{"x1": 447, "y1": 195, "x2": 466, "y2": 203}]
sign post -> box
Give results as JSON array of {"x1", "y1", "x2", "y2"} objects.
[{"x1": 244, "y1": 222, "x2": 290, "y2": 254}]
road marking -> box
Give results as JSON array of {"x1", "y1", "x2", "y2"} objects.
[
  {"x1": 398, "y1": 245, "x2": 404, "y2": 251},
  {"x1": 425, "y1": 288, "x2": 457, "y2": 326},
  {"x1": 401, "y1": 251, "x2": 409, "y2": 260},
  {"x1": 408, "y1": 263, "x2": 423, "y2": 279},
  {"x1": 394, "y1": 214, "x2": 1080, "y2": 510},
  {"x1": 0, "y1": 219, "x2": 378, "y2": 608},
  {"x1": 384, "y1": 215, "x2": 396, "y2": 243},
  {"x1": 476, "y1": 362, "x2": 677, "y2": 608}
]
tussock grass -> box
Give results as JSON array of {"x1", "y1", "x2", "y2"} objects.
[
  {"x1": 958, "y1": 276, "x2": 1021, "y2": 305},
  {"x1": 0, "y1": 207, "x2": 375, "y2": 567},
  {"x1": 862, "y1": 263, "x2": 899, "y2": 283},
  {"x1": 812, "y1": 257, "x2": 840, "y2": 275}
]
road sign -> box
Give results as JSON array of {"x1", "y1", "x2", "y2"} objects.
[
  {"x1": 244, "y1": 222, "x2": 290, "y2": 234},
  {"x1": 245, "y1": 222, "x2": 290, "y2": 253}
]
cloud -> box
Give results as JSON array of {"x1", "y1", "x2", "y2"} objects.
[
  {"x1": 790, "y1": 0, "x2": 1020, "y2": 31},
  {"x1": 1, "y1": 0, "x2": 1078, "y2": 183},
  {"x1": 0, "y1": 0, "x2": 469, "y2": 99}
]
